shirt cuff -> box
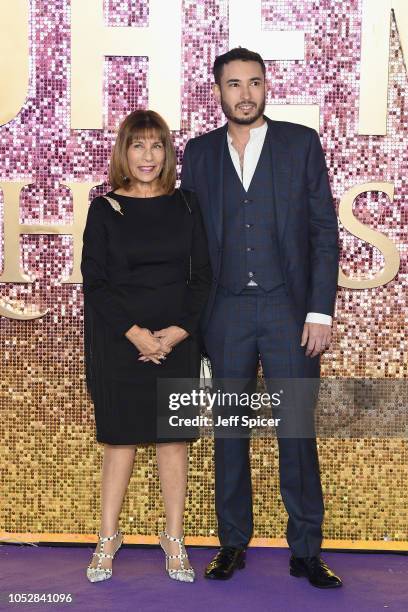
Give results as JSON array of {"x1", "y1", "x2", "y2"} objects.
[{"x1": 305, "y1": 312, "x2": 332, "y2": 326}]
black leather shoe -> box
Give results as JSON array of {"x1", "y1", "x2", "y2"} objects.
[
  {"x1": 204, "y1": 547, "x2": 246, "y2": 580},
  {"x1": 290, "y1": 555, "x2": 343, "y2": 588}
]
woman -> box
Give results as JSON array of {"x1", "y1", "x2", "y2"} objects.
[{"x1": 81, "y1": 110, "x2": 211, "y2": 583}]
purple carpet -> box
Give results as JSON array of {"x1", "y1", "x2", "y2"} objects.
[{"x1": 1, "y1": 546, "x2": 407, "y2": 612}]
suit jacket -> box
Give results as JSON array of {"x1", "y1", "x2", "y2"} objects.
[{"x1": 180, "y1": 116, "x2": 339, "y2": 332}]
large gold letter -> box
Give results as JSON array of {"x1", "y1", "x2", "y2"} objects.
[
  {"x1": 0, "y1": 0, "x2": 29, "y2": 125},
  {"x1": 338, "y1": 182, "x2": 400, "y2": 288},
  {"x1": 0, "y1": 182, "x2": 98, "y2": 320},
  {"x1": 229, "y1": 0, "x2": 304, "y2": 59},
  {"x1": 359, "y1": 0, "x2": 408, "y2": 135},
  {"x1": 229, "y1": 0, "x2": 319, "y2": 130},
  {"x1": 71, "y1": 0, "x2": 182, "y2": 130},
  {"x1": 0, "y1": 181, "x2": 98, "y2": 284}
]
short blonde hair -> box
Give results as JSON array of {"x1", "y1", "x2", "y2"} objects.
[{"x1": 109, "y1": 110, "x2": 176, "y2": 194}]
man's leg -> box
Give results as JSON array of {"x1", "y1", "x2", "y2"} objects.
[
  {"x1": 257, "y1": 286, "x2": 324, "y2": 557},
  {"x1": 204, "y1": 288, "x2": 258, "y2": 551},
  {"x1": 257, "y1": 287, "x2": 341, "y2": 587}
]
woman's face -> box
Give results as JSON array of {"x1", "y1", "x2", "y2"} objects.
[{"x1": 126, "y1": 133, "x2": 165, "y2": 185}]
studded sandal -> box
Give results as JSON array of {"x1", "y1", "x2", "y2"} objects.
[
  {"x1": 159, "y1": 530, "x2": 195, "y2": 583},
  {"x1": 86, "y1": 529, "x2": 123, "y2": 583}
]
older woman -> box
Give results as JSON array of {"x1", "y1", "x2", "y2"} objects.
[{"x1": 81, "y1": 110, "x2": 211, "y2": 583}]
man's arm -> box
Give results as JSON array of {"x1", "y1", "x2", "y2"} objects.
[
  {"x1": 305, "y1": 313, "x2": 332, "y2": 325},
  {"x1": 302, "y1": 130, "x2": 339, "y2": 357},
  {"x1": 306, "y1": 129, "x2": 339, "y2": 314}
]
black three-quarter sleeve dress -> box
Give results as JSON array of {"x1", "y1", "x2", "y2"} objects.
[{"x1": 81, "y1": 188, "x2": 212, "y2": 445}]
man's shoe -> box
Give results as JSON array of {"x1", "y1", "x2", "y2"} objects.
[
  {"x1": 290, "y1": 555, "x2": 342, "y2": 588},
  {"x1": 204, "y1": 547, "x2": 246, "y2": 580}
]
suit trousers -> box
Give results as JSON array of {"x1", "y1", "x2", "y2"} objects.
[{"x1": 204, "y1": 283, "x2": 324, "y2": 557}]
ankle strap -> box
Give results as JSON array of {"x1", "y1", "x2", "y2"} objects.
[
  {"x1": 97, "y1": 529, "x2": 121, "y2": 543},
  {"x1": 162, "y1": 530, "x2": 184, "y2": 544}
]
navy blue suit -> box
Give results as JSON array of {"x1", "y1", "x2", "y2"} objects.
[{"x1": 181, "y1": 117, "x2": 339, "y2": 556}]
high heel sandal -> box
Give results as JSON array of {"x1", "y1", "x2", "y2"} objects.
[
  {"x1": 159, "y1": 530, "x2": 195, "y2": 583},
  {"x1": 86, "y1": 529, "x2": 123, "y2": 583}
]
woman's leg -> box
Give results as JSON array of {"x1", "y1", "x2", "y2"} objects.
[
  {"x1": 156, "y1": 442, "x2": 191, "y2": 569},
  {"x1": 89, "y1": 444, "x2": 136, "y2": 569}
]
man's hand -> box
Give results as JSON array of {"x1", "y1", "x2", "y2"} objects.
[
  {"x1": 125, "y1": 325, "x2": 171, "y2": 365},
  {"x1": 301, "y1": 322, "x2": 331, "y2": 358},
  {"x1": 138, "y1": 325, "x2": 189, "y2": 363}
]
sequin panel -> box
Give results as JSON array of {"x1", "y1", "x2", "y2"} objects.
[{"x1": 0, "y1": 0, "x2": 407, "y2": 544}]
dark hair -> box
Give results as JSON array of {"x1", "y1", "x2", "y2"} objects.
[
  {"x1": 213, "y1": 47, "x2": 266, "y2": 85},
  {"x1": 109, "y1": 110, "x2": 176, "y2": 194}
]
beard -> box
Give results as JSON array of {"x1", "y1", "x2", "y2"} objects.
[{"x1": 220, "y1": 96, "x2": 266, "y2": 125}]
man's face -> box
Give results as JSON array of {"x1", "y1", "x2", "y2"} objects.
[{"x1": 213, "y1": 60, "x2": 266, "y2": 125}]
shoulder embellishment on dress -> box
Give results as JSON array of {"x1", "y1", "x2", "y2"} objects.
[{"x1": 102, "y1": 195, "x2": 124, "y2": 215}]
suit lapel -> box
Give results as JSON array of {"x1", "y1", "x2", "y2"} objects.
[
  {"x1": 206, "y1": 124, "x2": 227, "y2": 246},
  {"x1": 265, "y1": 118, "x2": 292, "y2": 243}
]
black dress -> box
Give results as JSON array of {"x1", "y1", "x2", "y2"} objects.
[{"x1": 81, "y1": 188, "x2": 211, "y2": 444}]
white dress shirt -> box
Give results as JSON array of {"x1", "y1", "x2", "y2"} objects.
[{"x1": 227, "y1": 121, "x2": 332, "y2": 326}]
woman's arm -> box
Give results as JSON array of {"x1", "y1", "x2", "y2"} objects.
[
  {"x1": 81, "y1": 197, "x2": 139, "y2": 337},
  {"x1": 180, "y1": 139, "x2": 195, "y2": 191},
  {"x1": 175, "y1": 190, "x2": 212, "y2": 336},
  {"x1": 141, "y1": 191, "x2": 212, "y2": 360}
]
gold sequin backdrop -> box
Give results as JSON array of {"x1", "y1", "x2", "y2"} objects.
[{"x1": 0, "y1": 1, "x2": 407, "y2": 549}]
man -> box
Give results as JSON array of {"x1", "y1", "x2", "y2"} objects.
[{"x1": 181, "y1": 47, "x2": 342, "y2": 588}]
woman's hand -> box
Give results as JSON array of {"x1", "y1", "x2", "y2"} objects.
[
  {"x1": 153, "y1": 325, "x2": 189, "y2": 348},
  {"x1": 137, "y1": 326, "x2": 189, "y2": 363},
  {"x1": 125, "y1": 325, "x2": 171, "y2": 365}
]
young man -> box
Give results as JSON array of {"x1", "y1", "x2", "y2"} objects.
[{"x1": 181, "y1": 47, "x2": 342, "y2": 588}]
